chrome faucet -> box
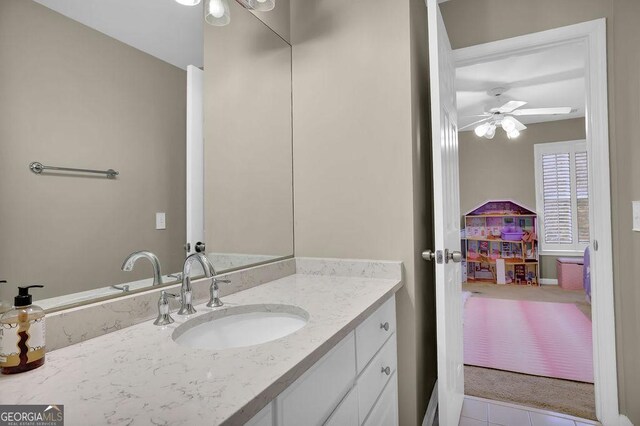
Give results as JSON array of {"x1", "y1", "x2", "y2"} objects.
[
  {"x1": 121, "y1": 251, "x2": 163, "y2": 286},
  {"x1": 154, "y1": 291, "x2": 180, "y2": 326},
  {"x1": 179, "y1": 252, "x2": 216, "y2": 315},
  {"x1": 207, "y1": 277, "x2": 231, "y2": 308}
]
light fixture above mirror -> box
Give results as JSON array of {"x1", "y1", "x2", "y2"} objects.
[
  {"x1": 205, "y1": 0, "x2": 231, "y2": 26},
  {"x1": 176, "y1": 0, "x2": 275, "y2": 26},
  {"x1": 237, "y1": 0, "x2": 276, "y2": 12},
  {"x1": 175, "y1": 0, "x2": 202, "y2": 5}
]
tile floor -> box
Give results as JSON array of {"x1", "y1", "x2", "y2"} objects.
[{"x1": 459, "y1": 396, "x2": 600, "y2": 426}]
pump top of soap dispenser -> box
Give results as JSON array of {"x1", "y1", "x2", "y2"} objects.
[{"x1": 14, "y1": 285, "x2": 44, "y2": 307}]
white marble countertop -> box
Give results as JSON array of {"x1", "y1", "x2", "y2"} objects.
[{"x1": 0, "y1": 272, "x2": 402, "y2": 425}]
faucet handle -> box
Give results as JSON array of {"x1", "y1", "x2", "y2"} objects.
[
  {"x1": 154, "y1": 291, "x2": 180, "y2": 326},
  {"x1": 207, "y1": 277, "x2": 230, "y2": 308}
]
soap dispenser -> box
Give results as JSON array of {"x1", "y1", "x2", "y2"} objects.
[
  {"x1": 0, "y1": 280, "x2": 11, "y2": 315},
  {"x1": 0, "y1": 285, "x2": 46, "y2": 374}
]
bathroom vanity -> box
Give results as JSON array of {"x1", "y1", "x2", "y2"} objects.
[
  {"x1": 0, "y1": 259, "x2": 403, "y2": 426},
  {"x1": 253, "y1": 296, "x2": 399, "y2": 426}
]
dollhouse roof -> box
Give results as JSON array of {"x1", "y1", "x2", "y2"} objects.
[{"x1": 465, "y1": 200, "x2": 536, "y2": 216}]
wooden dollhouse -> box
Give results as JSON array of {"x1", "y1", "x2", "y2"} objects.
[{"x1": 463, "y1": 200, "x2": 539, "y2": 286}]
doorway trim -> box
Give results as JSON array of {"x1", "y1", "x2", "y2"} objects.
[{"x1": 452, "y1": 19, "x2": 620, "y2": 425}]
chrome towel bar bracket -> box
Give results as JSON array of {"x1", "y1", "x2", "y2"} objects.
[{"x1": 29, "y1": 161, "x2": 119, "y2": 179}]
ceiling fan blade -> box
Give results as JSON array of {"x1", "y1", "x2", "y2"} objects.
[
  {"x1": 459, "y1": 117, "x2": 491, "y2": 131},
  {"x1": 492, "y1": 100, "x2": 528, "y2": 113},
  {"x1": 512, "y1": 107, "x2": 572, "y2": 116},
  {"x1": 511, "y1": 117, "x2": 527, "y2": 131},
  {"x1": 461, "y1": 114, "x2": 491, "y2": 118}
]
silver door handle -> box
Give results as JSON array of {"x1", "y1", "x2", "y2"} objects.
[
  {"x1": 422, "y1": 250, "x2": 435, "y2": 261},
  {"x1": 447, "y1": 250, "x2": 463, "y2": 263}
]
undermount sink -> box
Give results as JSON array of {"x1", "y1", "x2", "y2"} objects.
[{"x1": 172, "y1": 304, "x2": 309, "y2": 351}]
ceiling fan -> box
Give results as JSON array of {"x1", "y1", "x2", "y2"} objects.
[{"x1": 460, "y1": 87, "x2": 573, "y2": 139}]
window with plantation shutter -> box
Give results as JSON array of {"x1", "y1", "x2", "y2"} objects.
[{"x1": 534, "y1": 140, "x2": 589, "y2": 254}]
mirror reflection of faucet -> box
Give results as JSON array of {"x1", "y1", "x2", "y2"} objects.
[
  {"x1": 111, "y1": 284, "x2": 130, "y2": 293},
  {"x1": 120, "y1": 251, "x2": 164, "y2": 286},
  {"x1": 168, "y1": 273, "x2": 183, "y2": 281}
]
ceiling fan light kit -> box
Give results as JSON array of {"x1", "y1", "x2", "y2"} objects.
[{"x1": 461, "y1": 87, "x2": 574, "y2": 140}]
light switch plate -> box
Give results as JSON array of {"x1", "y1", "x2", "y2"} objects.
[
  {"x1": 156, "y1": 212, "x2": 166, "y2": 230},
  {"x1": 633, "y1": 202, "x2": 640, "y2": 232}
]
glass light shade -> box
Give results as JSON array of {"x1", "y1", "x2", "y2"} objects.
[
  {"x1": 507, "y1": 129, "x2": 520, "y2": 139},
  {"x1": 253, "y1": 0, "x2": 276, "y2": 12},
  {"x1": 501, "y1": 116, "x2": 516, "y2": 133},
  {"x1": 485, "y1": 124, "x2": 496, "y2": 139},
  {"x1": 205, "y1": 0, "x2": 230, "y2": 26},
  {"x1": 236, "y1": 0, "x2": 275, "y2": 11},
  {"x1": 474, "y1": 123, "x2": 490, "y2": 138},
  {"x1": 175, "y1": 0, "x2": 201, "y2": 5}
]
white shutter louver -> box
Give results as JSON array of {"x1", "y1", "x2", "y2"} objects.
[
  {"x1": 575, "y1": 151, "x2": 590, "y2": 243},
  {"x1": 542, "y1": 153, "x2": 573, "y2": 244}
]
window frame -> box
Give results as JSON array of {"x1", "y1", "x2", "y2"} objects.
[{"x1": 534, "y1": 139, "x2": 588, "y2": 255}]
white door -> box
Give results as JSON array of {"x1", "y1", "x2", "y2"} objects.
[
  {"x1": 186, "y1": 65, "x2": 205, "y2": 255},
  {"x1": 424, "y1": 1, "x2": 464, "y2": 425}
]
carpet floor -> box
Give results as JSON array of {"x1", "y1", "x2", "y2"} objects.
[
  {"x1": 462, "y1": 282, "x2": 596, "y2": 420},
  {"x1": 465, "y1": 365, "x2": 596, "y2": 421}
]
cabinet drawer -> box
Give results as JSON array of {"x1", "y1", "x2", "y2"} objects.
[
  {"x1": 357, "y1": 333, "x2": 397, "y2": 422},
  {"x1": 362, "y1": 372, "x2": 398, "y2": 426},
  {"x1": 277, "y1": 331, "x2": 356, "y2": 426},
  {"x1": 324, "y1": 386, "x2": 359, "y2": 426},
  {"x1": 245, "y1": 402, "x2": 273, "y2": 426},
  {"x1": 355, "y1": 296, "x2": 396, "y2": 373}
]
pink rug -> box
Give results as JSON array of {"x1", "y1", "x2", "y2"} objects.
[{"x1": 464, "y1": 298, "x2": 594, "y2": 383}]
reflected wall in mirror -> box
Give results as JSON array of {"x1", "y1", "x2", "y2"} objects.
[
  {"x1": 0, "y1": 0, "x2": 294, "y2": 312},
  {"x1": 204, "y1": 0, "x2": 293, "y2": 271}
]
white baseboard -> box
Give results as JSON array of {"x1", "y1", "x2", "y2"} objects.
[
  {"x1": 539, "y1": 278, "x2": 558, "y2": 285},
  {"x1": 422, "y1": 380, "x2": 438, "y2": 426},
  {"x1": 619, "y1": 414, "x2": 633, "y2": 426}
]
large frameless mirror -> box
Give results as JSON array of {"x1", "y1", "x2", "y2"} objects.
[{"x1": 0, "y1": 0, "x2": 293, "y2": 312}]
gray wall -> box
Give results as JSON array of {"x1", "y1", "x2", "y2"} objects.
[
  {"x1": 204, "y1": 1, "x2": 293, "y2": 258},
  {"x1": 442, "y1": 0, "x2": 640, "y2": 422},
  {"x1": 250, "y1": 0, "x2": 290, "y2": 42},
  {"x1": 291, "y1": 0, "x2": 433, "y2": 423},
  {"x1": 0, "y1": 0, "x2": 187, "y2": 301},
  {"x1": 459, "y1": 118, "x2": 586, "y2": 279}
]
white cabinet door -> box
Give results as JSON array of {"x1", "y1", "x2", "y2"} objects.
[
  {"x1": 277, "y1": 332, "x2": 357, "y2": 426},
  {"x1": 357, "y1": 334, "x2": 397, "y2": 422},
  {"x1": 355, "y1": 297, "x2": 396, "y2": 373},
  {"x1": 324, "y1": 387, "x2": 359, "y2": 426},
  {"x1": 362, "y1": 372, "x2": 398, "y2": 426}
]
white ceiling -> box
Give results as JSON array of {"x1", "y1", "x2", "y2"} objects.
[
  {"x1": 456, "y1": 42, "x2": 586, "y2": 130},
  {"x1": 34, "y1": 0, "x2": 203, "y2": 70}
]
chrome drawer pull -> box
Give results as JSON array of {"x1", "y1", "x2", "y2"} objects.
[
  {"x1": 381, "y1": 366, "x2": 391, "y2": 376},
  {"x1": 380, "y1": 322, "x2": 390, "y2": 331}
]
